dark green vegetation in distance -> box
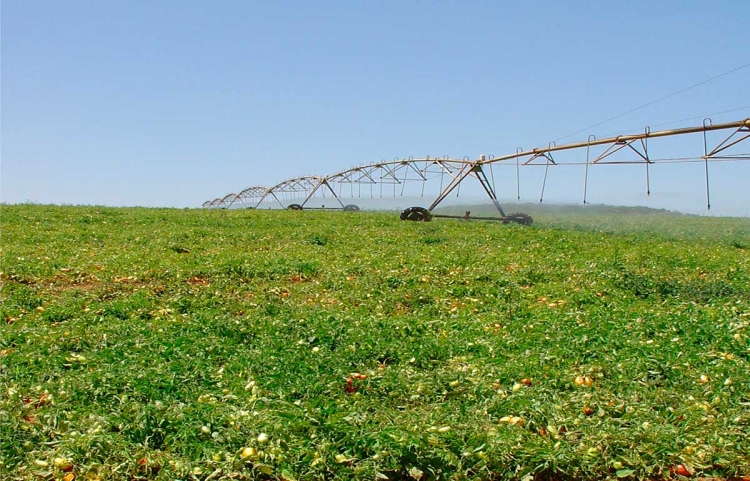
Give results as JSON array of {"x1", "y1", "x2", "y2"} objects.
[{"x1": 1, "y1": 205, "x2": 749, "y2": 481}]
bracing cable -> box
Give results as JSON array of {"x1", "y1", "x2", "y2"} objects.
[{"x1": 553, "y1": 61, "x2": 750, "y2": 144}]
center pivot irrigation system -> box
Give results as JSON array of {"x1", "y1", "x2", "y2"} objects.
[{"x1": 204, "y1": 118, "x2": 750, "y2": 224}]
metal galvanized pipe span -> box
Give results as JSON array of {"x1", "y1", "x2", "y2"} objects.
[
  {"x1": 204, "y1": 117, "x2": 750, "y2": 210},
  {"x1": 484, "y1": 118, "x2": 750, "y2": 164}
]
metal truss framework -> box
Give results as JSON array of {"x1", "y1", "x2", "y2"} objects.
[{"x1": 204, "y1": 118, "x2": 750, "y2": 212}]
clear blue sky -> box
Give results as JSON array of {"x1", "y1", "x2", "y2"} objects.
[{"x1": 2, "y1": 1, "x2": 749, "y2": 214}]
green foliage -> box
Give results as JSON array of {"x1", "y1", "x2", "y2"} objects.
[{"x1": 1, "y1": 205, "x2": 749, "y2": 480}]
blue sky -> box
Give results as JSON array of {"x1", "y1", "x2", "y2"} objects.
[{"x1": 2, "y1": 1, "x2": 749, "y2": 214}]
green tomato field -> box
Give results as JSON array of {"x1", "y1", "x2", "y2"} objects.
[{"x1": 1, "y1": 204, "x2": 749, "y2": 480}]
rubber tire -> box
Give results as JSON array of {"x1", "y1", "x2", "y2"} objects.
[
  {"x1": 287, "y1": 204, "x2": 304, "y2": 210},
  {"x1": 502, "y1": 213, "x2": 533, "y2": 225},
  {"x1": 400, "y1": 206, "x2": 432, "y2": 222},
  {"x1": 343, "y1": 204, "x2": 360, "y2": 212}
]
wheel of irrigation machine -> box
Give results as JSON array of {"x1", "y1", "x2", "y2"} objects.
[
  {"x1": 343, "y1": 204, "x2": 361, "y2": 212},
  {"x1": 287, "y1": 203, "x2": 304, "y2": 210},
  {"x1": 502, "y1": 213, "x2": 533, "y2": 225},
  {"x1": 400, "y1": 206, "x2": 432, "y2": 222}
]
